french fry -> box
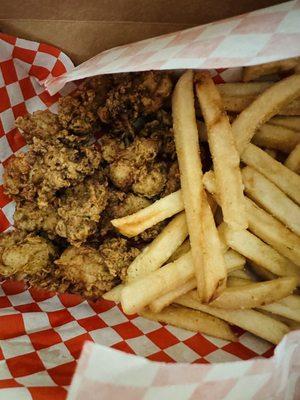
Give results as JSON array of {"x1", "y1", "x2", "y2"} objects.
[
  {"x1": 149, "y1": 249, "x2": 245, "y2": 313},
  {"x1": 228, "y1": 270, "x2": 253, "y2": 281},
  {"x1": 264, "y1": 148, "x2": 277, "y2": 159},
  {"x1": 140, "y1": 305, "x2": 237, "y2": 342},
  {"x1": 149, "y1": 278, "x2": 197, "y2": 313},
  {"x1": 221, "y1": 96, "x2": 300, "y2": 115},
  {"x1": 126, "y1": 212, "x2": 188, "y2": 282},
  {"x1": 241, "y1": 144, "x2": 300, "y2": 205},
  {"x1": 173, "y1": 71, "x2": 227, "y2": 302},
  {"x1": 211, "y1": 277, "x2": 298, "y2": 310},
  {"x1": 195, "y1": 72, "x2": 247, "y2": 230},
  {"x1": 200, "y1": 191, "x2": 227, "y2": 302},
  {"x1": 111, "y1": 190, "x2": 183, "y2": 237},
  {"x1": 168, "y1": 239, "x2": 191, "y2": 262},
  {"x1": 231, "y1": 74, "x2": 300, "y2": 153},
  {"x1": 222, "y1": 225, "x2": 300, "y2": 284},
  {"x1": 172, "y1": 70, "x2": 206, "y2": 300},
  {"x1": 285, "y1": 143, "x2": 300, "y2": 174},
  {"x1": 243, "y1": 58, "x2": 300, "y2": 82},
  {"x1": 245, "y1": 199, "x2": 300, "y2": 267},
  {"x1": 224, "y1": 249, "x2": 246, "y2": 271},
  {"x1": 102, "y1": 284, "x2": 124, "y2": 302},
  {"x1": 253, "y1": 124, "x2": 300, "y2": 153},
  {"x1": 217, "y1": 81, "x2": 272, "y2": 97},
  {"x1": 227, "y1": 276, "x2": 253, "y2": 287},
  {"x1": 204, "y1": 170, "x2": 300, "y2": 266},
  {"x1": 269, "y1": 116, "x2": 300, "y2": 131},
  {"x1": 121, "y1": 251, "x2": 194, "y2": 314},
  {"x1": 242, "y1": 166, "x2": 300, "y2": 235},
  {"x1": 258, "y1": 295, "x2": 300, "y2": 322},
  {"x1": 260, "y1": 312, "x2": 300, "y2": 330},
  {"x1": 250, "y1": 262, "x2": 277, "y2": 281},
  {"x1": 176, "y1": 291, "x2": 290, "y2": 344}
]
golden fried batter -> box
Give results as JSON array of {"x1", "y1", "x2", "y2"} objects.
[
  {"x1": 99, "y1": 134, "x2": 125, "y2": 163},
  {"x1": 163, "y1": 161, "x2": 180, "y2": 196},
  {"x1": 14, "y1": 201, "x2": 59, "y2": 238},
  {"x1": 55, "y1": 238, "x2": 139, "y2": 297},
  {"x1": 110, "y1": 193, "x2": 151, "y2": 219},
  {"x1": 16, "y1": 110, "x2": 61, "y2": 143},
  {"x1": 4, "y1": 138, "x2": 101, "y2": 207},
  {"x1": 1, "y1": 71, "x2": 187, "y2": 299},
  {"x1": 16, "y1": 109, "x2": 91, "y2": 146},
  {"x1": 3, "y1": 153, "x2": 36, "y2": 201},
  {"x1": 0, "y1": 231, "x2": 57, "y2": 282},
  {"x1": 56, "y1": 175, "x2": 108, "y2": 246},
  {"x1": 108, "y1": 137, "x2": 167, "y2": 197},
  {"x1": 58, "y1": 76, "x2": 111, "y2": 134},
  {"x1": 132, "y1": 162, "x2": 167, "y2": 198},
  {"x1": 98, "y1": 71, "x2": 173, "y2": 134}
]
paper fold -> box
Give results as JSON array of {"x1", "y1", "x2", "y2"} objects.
[{"x1": 46, "y1": 0, "x2": 300, "y2": 95}]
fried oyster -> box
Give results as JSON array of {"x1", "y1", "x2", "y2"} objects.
[
  {"x1": 0, "y1": 231, "x2": 58, "y2": 288},
  {"x1": 1, "y1": 71, "x2": 184, "y2": 299},
  {"x1": 55, "y1": 238, "x2": 140, "y2": 297},
  {"x1": 4, "y1": 138, "x2": 101, "y2": 208}
]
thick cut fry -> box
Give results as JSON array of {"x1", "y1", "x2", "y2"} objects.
[
  {"x1": 111, "y1": 190, "x2": 183, "y2": 237},
  {"x1": 221, "y1": 96, "x2": 300, "y2": 115},
  {"x1": 241, "y1": 144, "x2": 300, "y2": 205},
  {"x1": 121, "y1": 252, "x2": 194, "y2": 314},
  {"x1": 223, "y1": 225, "x2": 300, "y2": 284},
  {"x1": 258, "y1": 295, "x2": 300, "y2": 322},
  {"x1": 203, "y1": 171, "x2": 300, "y2": 266},
  {"x1": 176, "y1": 291, "x2": 290, "y2": 344},
  {"x1": 223, "y1": 249, "x2": 246, "y2": 271},
  {"x1": 217, "y1": 81, "x2": 272, "y2": 97},
  {"x1": 269, "y1": 116, "x2": 300, "y2": 131},
  {"x1": 141, "y1": 305, "x2": 237, "y2": 341},
  {"x1": 102, "y1": 284, "x2": 124, "y2": 302},
  {"x1": 245, "y1": 199, "x2": 300, "y2": 267},
  {"x1": 253, "y1": 124, "x2": 300, "y2": 153},
  {"x1": 264, "y1": 148, "x2": 277, "y2": 159},
  {"x1": 242, "y1": 167, "x2": 300, "y2": 235},
  {"x1": 211, "y1": 277, "x2": 298, "y2": 310},
  {"x1": 232, "y1": 74, "x2": 300, "y2": 153},
  {"x1": 250, "y1": 262, "x2": 277, "y2": 280},
  {"x1": 243, "y1": 58, "x2": 300, "y2": 82},
  {"x1": 149, "y1": 279, "x2": 196, "y2": 313},
  {"x1": 195, "y1": 72, "x2": 247, "y2": 230},
  {"x1": 126, "y1": 212, "x2": 188, "y2": 282},
  {"x1": 227, "y1": 277, "x2": 253, "y2": 287},
  {"x1": 228, "y1": 270, "x2": 253, "y2": 281},
  {"x1": 261, "y1": 312, "x2": 300, "y2": 330},
  {"x1": 149, "y1": 250, "x2": 245, "y2": 313},
  {"x1": 285, "y1": 143, "x2": 300, "y2": 174},
  {"x1": 172, "y1": 70, "x2": 205, "y2": 300},
  {"x1": 168, "y1": 240, "x2": 191, "y2": 262},
  {"x1": 217, "y1": 222, "x2": 229, "y2": 253},
  {"x1": 201, "y1": 192, "x2": 227, "y2": 302}
]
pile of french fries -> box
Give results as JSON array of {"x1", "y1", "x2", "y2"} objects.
[{"x1": 106, "y1": 58, "x2": 300, "y2": 345}]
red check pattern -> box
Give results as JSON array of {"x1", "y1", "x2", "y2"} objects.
[
  {"x1": 67, "y1": 331, "x2": 300, "y2": 400},
  {"x1": 0, "y1": 6, "x2": 299, "y2": 398}
]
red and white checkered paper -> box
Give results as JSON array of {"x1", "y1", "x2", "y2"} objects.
[
  {"x1": 46, "y1": 0, "x2": 300, "y2": 95},
  {"x1": 68, "y1": 330, "x2": 300, "y2": 400},
  {"x1": 0, "y1": 1, "x2": 300, "y2": 399}
]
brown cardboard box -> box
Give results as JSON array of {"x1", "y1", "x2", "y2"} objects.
[{"x1": 0, "y1": 0, "x2": 283, "y2": 64}]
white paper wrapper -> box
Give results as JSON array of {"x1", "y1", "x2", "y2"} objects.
[
  {"x1": 46, "y1": 0, "x2": 300, "y2": 94},
  {"x1": 68, "y1": 331, "x2": 300, "y2": 400}
]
